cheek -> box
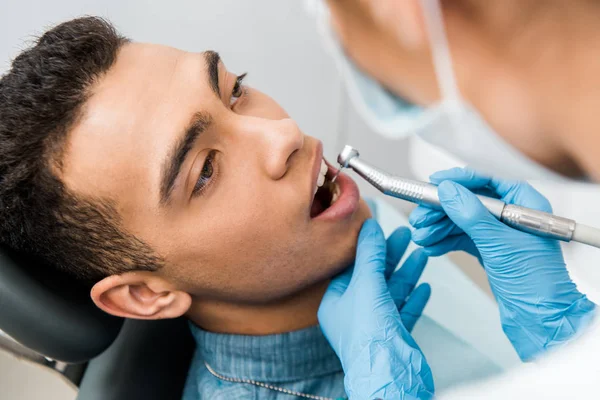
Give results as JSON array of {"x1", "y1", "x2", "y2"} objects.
[{"x1": 167, "y1": 184, "x2": 306, "y2": 288}]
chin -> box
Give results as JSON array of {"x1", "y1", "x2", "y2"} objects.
[
  {"x1": 357, "y1": 197, "x2": 372, "y2": 219},
  {"x1": 322, "y1": 197, "x2": 372, "y2": 278},
  {"x1": 233, "y1": 198, "x2": 372, "y2": 304}
]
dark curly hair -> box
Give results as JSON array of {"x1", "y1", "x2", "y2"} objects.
[{"x1": 0, "y1": 16, "x2": 164, "y2": 283}]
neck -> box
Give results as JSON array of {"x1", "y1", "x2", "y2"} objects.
[
  {"x1": 535, "y1": 6, "x2": 600, "y2": 181},
  {"x1": 186, "y1": 280, "x2": 329, "y2": 335},
  {"x1": 454, "y1": 1, "x2": 600, "y2": 178}
]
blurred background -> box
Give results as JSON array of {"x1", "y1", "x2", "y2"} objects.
[{"x1": 1, "y1": 1, "x2": 600, "y2": 399}]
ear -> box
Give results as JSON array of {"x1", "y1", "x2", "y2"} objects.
[{"x1": 90, "y1": 272, "x2": 192, "y2": 320}]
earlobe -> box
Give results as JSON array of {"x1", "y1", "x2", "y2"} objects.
[{"x1": 90, "y1": 272, "x2": 192, "y2": 320}]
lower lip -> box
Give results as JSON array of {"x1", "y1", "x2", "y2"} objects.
[{"x1": 312, "y1": 164, "x2": 360, "y2": 222}]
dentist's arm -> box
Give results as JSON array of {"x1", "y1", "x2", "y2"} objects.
[
  {"x1": 410, "y1": 168, "x2": 597, "y2": 361},
  {"x1": 319, "y1": 220, "x2": 435, "y2": 399}
]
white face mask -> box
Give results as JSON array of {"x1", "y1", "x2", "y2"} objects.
[{"x1": 309, "y1": 0, "x2": 572, "y2": 182}]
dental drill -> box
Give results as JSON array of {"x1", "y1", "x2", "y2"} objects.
[{"x1": 334, "y1": 145, "x2": 600, "y2": 249}]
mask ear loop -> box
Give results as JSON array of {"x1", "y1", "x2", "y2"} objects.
[
  {"x1": 420, "y1": 0, "x2": 471, "y2": 146},
  {"x1": 420, "y1": 0, "x2": 461, "y2": 105}
]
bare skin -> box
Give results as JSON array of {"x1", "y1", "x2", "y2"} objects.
[
  {"x1": 60, "y1": 43, "x2": 370, "y2": 335},
  {"x1": 327, "y1": 0, "x2": 600, "y2": 179}
]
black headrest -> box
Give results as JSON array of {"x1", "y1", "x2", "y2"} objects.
[
  {"x1": 0, "y1": 246, "x2": 123, "y2": 363},
  {"x1": 78, "y1": 318, "x2": 195, "y2": 400}
]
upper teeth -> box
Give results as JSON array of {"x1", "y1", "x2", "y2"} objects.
[{"x1": 315, "y1": 160, "x2": 327, "y2": 194}]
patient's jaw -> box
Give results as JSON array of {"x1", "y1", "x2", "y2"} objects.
[{"x1": 61, "y1": 42, "x2": 370, "y2": 332}]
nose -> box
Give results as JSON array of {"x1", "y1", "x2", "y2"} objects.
[{"x1": 246, "y1": 117, "x2": 304, "y2": 180}]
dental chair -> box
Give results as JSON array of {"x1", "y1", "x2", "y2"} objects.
[{"x1": 0, "y1": 246, "x2": 195, "y2": 399}]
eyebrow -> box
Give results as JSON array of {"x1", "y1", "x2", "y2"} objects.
[
  {"x1": 158, "y1": 51, "x2": 221, "y2": 206},
  {"x1": 160, "y1": 111, "x2": 213, "y2": 205},
  {"x1": 205, "y1": 50, "x2": 221, "y2": 97}
]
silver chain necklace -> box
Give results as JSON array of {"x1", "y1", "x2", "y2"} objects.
[{"x1": 204, "y1": 362, "x2": 347, "y2": 400}]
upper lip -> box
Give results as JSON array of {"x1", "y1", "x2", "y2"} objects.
[{"x1": 309, "y1": 141, "x2": 324, "y2": 210}]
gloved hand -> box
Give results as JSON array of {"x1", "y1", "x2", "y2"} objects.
[
  {"x1": 409, "y1": 167, "x2": 597, "y2": 361},
  {"x1": 319, "y1": 219, "x2": 434, "y2": 400}
]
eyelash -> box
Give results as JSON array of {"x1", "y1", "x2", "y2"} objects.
[
  {"x1": 230, "y1": 73, "x2": 247, "y2": 108},
  {"x1": 192, "y1": 150, "x2": 218, "y2": 197}
]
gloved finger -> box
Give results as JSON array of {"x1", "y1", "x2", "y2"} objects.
[
  {"x1": 399, "y1": 283, "x2": 432, "y2": 332},
  {"x1": 432, "y1": 167, "x2": 552, "y2": 212},
  {"x1": 412, "y1": 217, "x2": 463, "y2": 247},
  {"x1": 421, "y1": 234, "x2": 480, "y2": 259},
  {"x1": 351, "y1": 219, "x2": 387, "y2": 285},
  {"x1": 385, "y1": 227, "x2": 412, "y2": 279},
  {"x1": 321, "y1": 265, "x2": 354, "y2": 303},
  {"x1": 409, "y1": 189, "x2": 498, "y2": 231},
  {"x1": 489, "y1": 178, "x2": 553, "y2": 212},
  {"x1": 437, "y1": 180, "x2": 503, "y2": 237},
  {"x1": 430, "y1": 167, "x2": 492, "y2": 190},
  {"x1": 409, "y1": 206, "x2": 446, "y2": 228},
  {"x1": 388, "y1": 249, "x2": 428, "y2": 304}
]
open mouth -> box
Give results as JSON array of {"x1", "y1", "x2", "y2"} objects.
[{"x1": 310, "y1": 159, "x2": 340, "y2": 218}]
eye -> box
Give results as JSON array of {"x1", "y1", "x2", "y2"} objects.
[
  {"x1": 193, "y1": 150, "x2": 217, "y2": 196},
  {"x1": 230, "y1": 73, "x2": 247, "y2": 107}
]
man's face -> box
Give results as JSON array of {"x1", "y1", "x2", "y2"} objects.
[{"x1": 62, "y1": 43, "x2": 370, "y2": 303}]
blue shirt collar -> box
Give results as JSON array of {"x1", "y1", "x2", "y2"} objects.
[{"x1": 190, "y1": 323, "x2": 342, "y2": 383}]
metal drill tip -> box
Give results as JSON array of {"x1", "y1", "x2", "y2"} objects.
[
  {"x1": 330, "y1": 170, "x2": 341, "y2": 183},
  {"x1": 337, "y1": 145, "x2": 360, "y2": 168}
]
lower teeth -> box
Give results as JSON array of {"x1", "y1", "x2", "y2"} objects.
[{"x1": 330, "y1": 186, "x2": 341, "y2": 204}]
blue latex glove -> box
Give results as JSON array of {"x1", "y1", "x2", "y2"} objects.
[
  {"x1": 409, "y1": 167, "x2": 597, "y2": 361},
  {"x1": 319, "y1": 219, "x2": 434, "y2": 400}
]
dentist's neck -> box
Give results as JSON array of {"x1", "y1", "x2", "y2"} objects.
[
  {"x1": 185, "y1": 280, "x2": 328, "y2": 335},
  {"x1": 537, "y1": 7, "x2": 600, "y2": 181},
  {"x1": 453, "y1": 0, "x2": 600, "y2": 179}
]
